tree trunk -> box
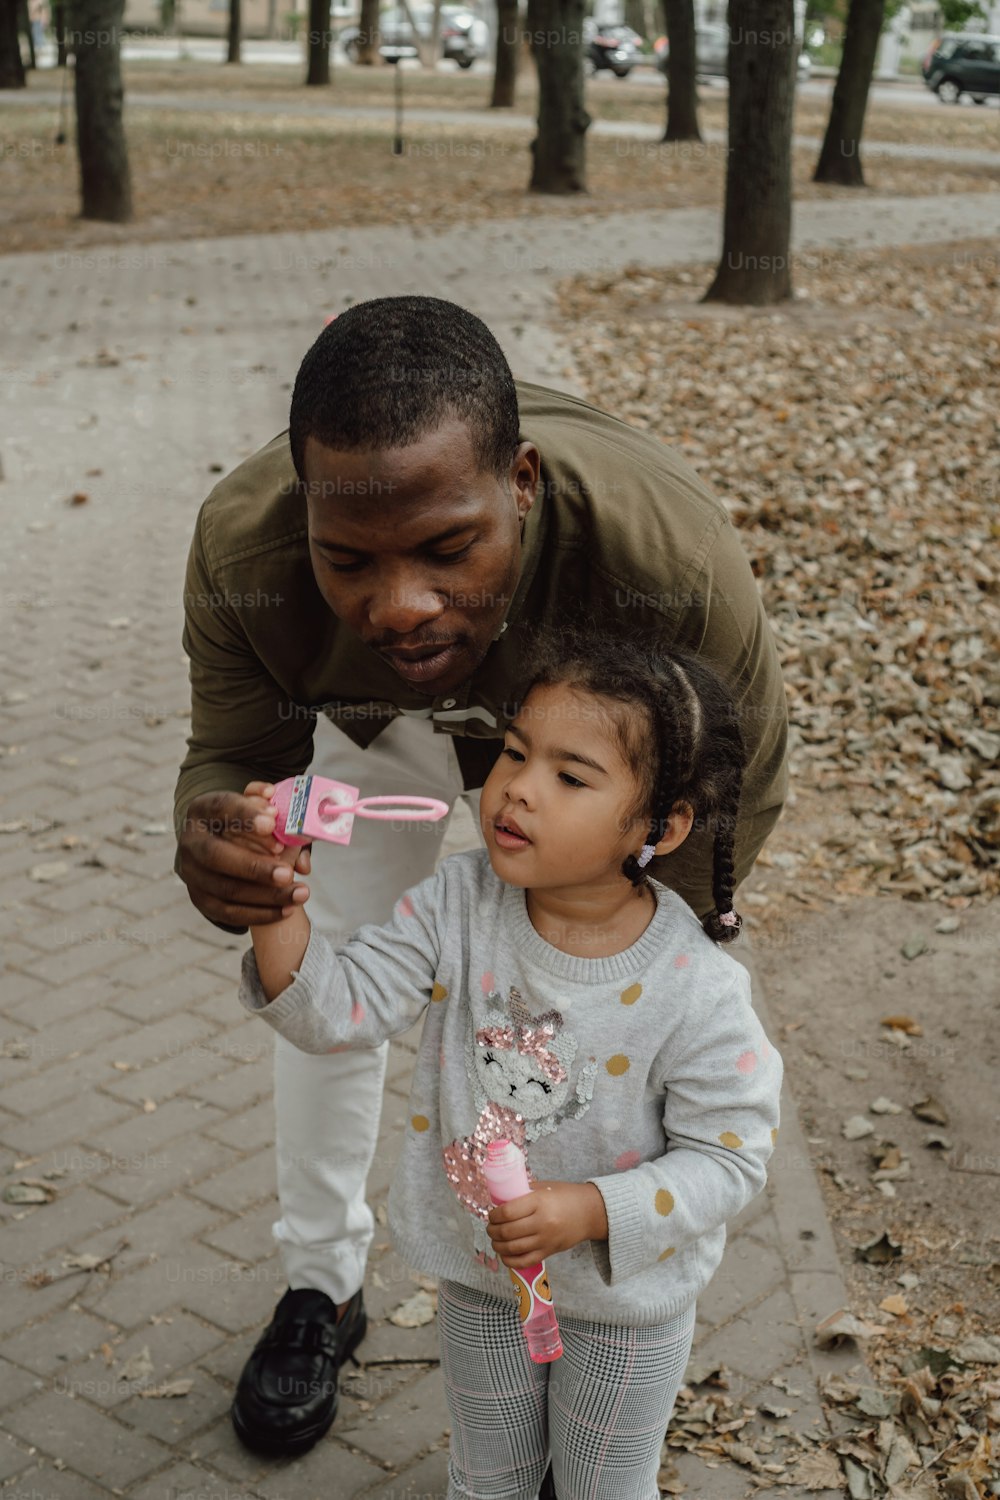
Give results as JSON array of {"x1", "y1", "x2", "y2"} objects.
[
  {"x1": 623, "y1": 0, "x2": 645, "y2": 36},
  {"x1": 491, "y1": 0, "x2": 520, "y2": 106},
  {"x1": 305, "y1": 0, "x2": 330, "y2": 83},
  {"x1": 703, "y1": 0, "x2": 794, "y2": 305},
  {"x1": 662, "y1": 0, "x2": 700, "y2": 142},
  {"x1": 398, "y1": 0, "x2": 440, "y2": 68},
  {"x1": 19, "y1": 0, "x2": 36, "y2": 68},
  {"x1": 425, "y1": 0, "x2": 443, "y2": 68},
  {"x1": 226, "y1": 0, "x2": 241, "y2": 61},
  {"x1": 53, "y1": 0, "x2": 68, "y2": 64},
  {"x1": 0, "y1": 0, "x2": 27, "y2": 86},
  {"x1": 813, "y1": 0, "x2": 885, "y2": 186},
  {"x1": 73, "y1": 0, "x2": 133, "y2": 221},
  {"x1": 266, "y1": 0, "x2": 277, "y2": 38},
  {"x1": 357, "y1": 0, "x2": 380, "y2": 64},
  {"x1": 527, "y1": 0, "x2": 590, "y2": 193}
]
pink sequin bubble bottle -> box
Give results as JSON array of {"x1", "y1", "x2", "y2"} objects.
[{"x1": 483, "y1": 1139, "x2": 563, "y2": 1363}]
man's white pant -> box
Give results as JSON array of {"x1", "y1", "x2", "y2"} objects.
[{"x1": 272, "y1": 713, "x2": 483, "y2": 1305}]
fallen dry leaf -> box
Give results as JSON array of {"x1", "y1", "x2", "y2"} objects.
[
  {"x1": 3, "y1": 1182, "x2": 56, "y2": 1205},
  {"x1": 792, "y1": 1448, "x2": 846, "y2": 1490},
  {"x1": 855, "y1": 1231, "x2": 904, "y2": 1265},
  {"x1": 138, "y1": 1378, "x2": 194, "y2": 1399},
  {"x1": 954, "y1": 1333, "x2": 1000, "y2": 1364},
  {"x1": 62, "y1": 1253, "x2": 106, "y2": 1271},
  {"x1": 815, "y1": 1308, "x2": 889, "y2": 1347},
  {"x1": 880, "y1": 1016, "x2": 924, "y2": 1037},
  {"x1": 911, "y1": 1096, "x2": 949, "y2": 1126},
  {"x1": 118, "y1": 1346, "x2": 154, "y2": 1383},
  {"x1": 387, "y1": 1289, "x2": 437, "y2": 1328}
]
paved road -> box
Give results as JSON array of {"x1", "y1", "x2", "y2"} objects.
[
  {"x1": 2, "y1": 184, "x2": 995, "y2": 1497},
  {"x1": 28, "y1": 32, "x2": 994, "y2": 110}
]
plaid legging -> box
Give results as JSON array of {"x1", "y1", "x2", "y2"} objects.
[{"x1": 438, "y1": 1279, "x2": 696, "y2": 1500}]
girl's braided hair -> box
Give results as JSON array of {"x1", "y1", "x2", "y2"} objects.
[{"x1": 519, "y1": 623, "x2": 748, "y2": 945}]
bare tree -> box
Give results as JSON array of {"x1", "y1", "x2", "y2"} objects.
[
  {"x1": 662, "y1": 0, "x2": 700, "y2": 142},
  {"x1": 19, "y1": 0, "x2": 36, "y2": 68},
  {"x1": 52, "y1": 0, "x2": 68, "y2": 63},
  {"x1": 226, "y1": 0, "x2": 241, "y2": 62},
  {"x1": 0, "y1": 0, "x2": 27, "y2": 86},
  {"x1": 491, "y1": 0, "x2": 520, "y2": 106},
  {"x1": 357, "y1": 0, "x2": 380, "y2": 63},
  {"x1": 305, "y1": 0, "x2": 330, "y2": 83},
  {"x1": 397, "y1": 0, "x2": 442, "y2": 68},
  {"x1": 527, "y1": 0, "x2": 589, "y2": 193},
  {"x1": 73, "y1": 0, "x2": 133, "y2": 221},
  {"x1": 703, "y1": 0, "x2": 794, "y2": 305},
  {"x1": 813, "y1": 0, "x2": 886, "y2": 186},
  {"x1": 623, "y1": 0, "x2": 645, "y2": 35}
]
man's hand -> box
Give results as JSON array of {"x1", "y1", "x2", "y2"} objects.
[
  {"x1": 487, "y1": 1181, "x2": 609, "y2": 1269},
  {"x1": 178, "y1": 781, "x2": 312, "y2": 930}
]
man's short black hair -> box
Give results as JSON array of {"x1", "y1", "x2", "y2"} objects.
[{"x1": 289, "y1": 295, "x2": 521, "y2": 485}]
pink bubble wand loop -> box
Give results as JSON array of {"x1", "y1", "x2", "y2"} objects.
[{"x1": 269, "y1": 774, "x2": 450, "y2": 848}]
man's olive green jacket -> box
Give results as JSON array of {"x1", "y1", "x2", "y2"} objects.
[{"x1": 175, "y1": 380, "x2": 788, "y2": 919}]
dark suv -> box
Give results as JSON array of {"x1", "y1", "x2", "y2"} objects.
[{"x1": 922, "y1": 33, "x2": 1000, "y2": 103}]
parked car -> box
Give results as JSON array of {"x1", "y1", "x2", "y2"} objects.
[
  {"x1": 654, "y1": 24, "x2": 812, "y2": 82},
  {"x1": 340, "y1": 5, "x2": 489, "y2": 67},
  {"x1": 583, "y1": 21, "x2": 643, "y2": 78},
  {"x1": 922, "y1": 33, "x2": 1000, "y2": 103}
]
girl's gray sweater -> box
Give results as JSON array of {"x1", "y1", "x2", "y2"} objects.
[{"x1": 239, "y1": 849, "x2": 783, "y2": 1326}]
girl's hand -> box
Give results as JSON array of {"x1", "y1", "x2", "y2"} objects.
[
  {"x1": 243, "y1": 782, "x2": 312, "y2": 905},
  {"x1": 486, "y1": 1181, "x2": 609, "y2": 1269}
]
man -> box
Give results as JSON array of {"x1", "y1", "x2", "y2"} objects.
[{"x1": 175, "y1": 295, "x2": 788, "y2": 1458}]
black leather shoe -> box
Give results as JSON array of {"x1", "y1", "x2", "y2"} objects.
[{"x1": 231, "y1": 1286, "x2": 367, "y2": 1456}]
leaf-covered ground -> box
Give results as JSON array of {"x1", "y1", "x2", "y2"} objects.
[
  {"x1": 2, "y1": 89, "x2": 998, "y2": 254},
  {"x1": 557, "y1": 239, "x2": 1000, "y2": 917}
]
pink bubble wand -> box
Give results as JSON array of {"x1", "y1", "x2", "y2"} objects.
[
  {"x1": 483, "y1": 1138, "x2": 563, "y2": 1364},
  {"x1": 269, "y1": 774, "x2": 450, "y2": 848}
]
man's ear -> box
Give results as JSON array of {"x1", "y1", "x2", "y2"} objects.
[
  {"x1": 509, "y1": 442, "x2": 540, "y2": 526},
  {"x1": 653, "y1": 802, "x2": 694, "y2": 857}
]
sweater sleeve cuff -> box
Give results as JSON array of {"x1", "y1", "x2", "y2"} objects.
[
  {"x1": 237, "y1": 928, "x2": 339, "y2": 1046},
  {"x1": 586, "y1": 1173, "x2": 648, "y2": 1287}
]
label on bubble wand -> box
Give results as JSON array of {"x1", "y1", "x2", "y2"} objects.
[
  {"x1": 283, "y1": 775, "x2": 315, "y2": 838},
  {"x1": 509, "y1": 1261, "x2": 554, "y2": 1324}
]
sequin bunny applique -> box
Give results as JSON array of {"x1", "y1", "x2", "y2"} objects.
[{"x1": 442, "y1": 983, "x2": 597, "y2": 1265}]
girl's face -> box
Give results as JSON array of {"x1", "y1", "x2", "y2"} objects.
[{"x1": 480, "y1": 682, "x2": 652, "y2": 891}]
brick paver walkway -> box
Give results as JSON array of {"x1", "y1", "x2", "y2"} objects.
[{"x1": 5, "y1": 188, "x2": 983, "y2": 1496}]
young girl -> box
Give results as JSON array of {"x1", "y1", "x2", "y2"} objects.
[{"x1": 238, "y1": 628, "x2": 783, "y2": 1500}]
